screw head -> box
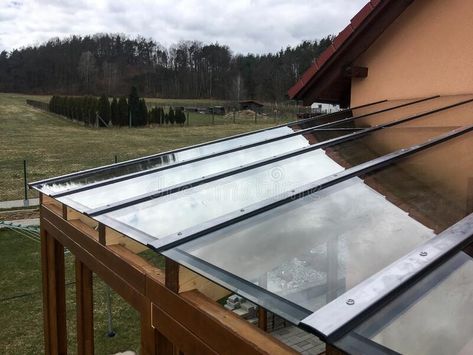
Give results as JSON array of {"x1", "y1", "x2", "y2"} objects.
[
  {"x1": 346, "y1": 299, "x2": 355, "y2": 306},
  {"x1": 420, "y1": 251, "x2": 428, "y2": 257},
  {"x1": 177, "y1": 232, "x2": 182, "y2": 236},
  {"x1": 240, "y1": 209, "x2": 245, "y2": 212}
]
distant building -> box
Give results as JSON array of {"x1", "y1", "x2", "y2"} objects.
[
  {"x1": 310, "y1": 102, "x2": 340, "y2": 115},
  {"x1": 239, "y1": 100, "x2": 264, "y2": 113}
]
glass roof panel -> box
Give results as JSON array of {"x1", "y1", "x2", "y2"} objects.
[
  {"x1": 164, "y1": 130, "x2": 472, "y2": 318},
  {"x1": 333, "y1": 95, "x2": 473, "y2": 129},
  {"x1": 37, "y1": 125, "x2": 296, "y2": 195},
  {"x1": 98, "y1": 113, "x2": 468, "y2": 242},
  {"x1": 338, "y1": 250, "x2": 473, "y2": 355},
  {"x1": 292, "y1": 98, "x2": 426, "y2": 130},
  {"x1": 58, "y1": 129, "x2": 358, "y2": 211},
  {"x1": 30, "y1": 99, "x2": 407, "y2": 196}
]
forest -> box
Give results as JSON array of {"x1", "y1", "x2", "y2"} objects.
[{"x1": 0, "y1": 34, "x2": 333, "y2": 101}]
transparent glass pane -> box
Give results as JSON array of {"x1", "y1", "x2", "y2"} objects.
[
  {"x1": 293, "y1": 98, "x2": 421, "y2": 131},
  {"x1": 167, "y1": 131, "x2": 473, "y2": 314},
  {"x1": 101, "y1": 119, "x2": 469, "y2": 242},
  {"x1": 37, "y1": 98, "x2": 431, "y2": 195},
  {"x1": 345, "y1": 251, "x2": 473, "y2": 355},
  {"x1": 60, "y1": 129, "x2": 360, "y2": 211},
  {"x1": 39, "y1": 125, "x2": 297, "y2": 194},
  {"x1": 332, "y1": 95, "x2": 473, "y2": 129}
]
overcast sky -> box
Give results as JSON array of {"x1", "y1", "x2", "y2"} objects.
[{"x1": 1, "y1": 0, "x2": 367, "y2": 54}]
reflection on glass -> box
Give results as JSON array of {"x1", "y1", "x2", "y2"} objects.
[
  {"x1": 166, "y1": 131, "x2": 472, "y2": 315},
  {"x1": 347, "y1": 251, "x2": 473, "y2": 355},
  {"x1": 173, "y1": 178, "x2": 435, "y2": 313},
  {"x1": 103, "y1": 124, "x2": 469, "y2": 239},
  {"x1": 333, "y1": 95, "x2": 473, "y2": 129},
  {"x1": 40, "y1": 125, "x2": 297, "y2": 194},
  {"x1": 61, "y1": 129, "x2": 363, "y2": 210},
  {"x1": 293, "y1": 98, "x2": 424, "y2": 131}
]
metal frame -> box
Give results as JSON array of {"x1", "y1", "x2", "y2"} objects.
[
  {"x1": 334, "y1": 332, "x2": 401, "y2": 355},
  {"x1": 146, "y1": 124, "x2": 473, "y2": 251},
  {"x1": 84, "y1": 96, "x2": 472, "y2": 216},
  {"x1": 31, "y1": 98, "x2": 430, "y2": 197},
  {"x1": 301, "y1": 212, "x2": 473, "y2": 341},
  {"x1": 163, "y1": 248, "x2": 312, "y2": 324}
]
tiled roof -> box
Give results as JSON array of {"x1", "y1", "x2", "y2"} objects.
[{"x1": 288, "y1": 0, "x2": 396, "y2": 102}]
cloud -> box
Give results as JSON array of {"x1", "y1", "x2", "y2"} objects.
[{"x1": 0, "y1": 0, "x2": 367, "y2": 54}]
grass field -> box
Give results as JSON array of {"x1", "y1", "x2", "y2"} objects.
[
  {"x1": 0, "y1": 93, "x2": 278, "y2": 200},
  {"x1": 0, "y1": 228, "x2": 142, "y2": 354}
]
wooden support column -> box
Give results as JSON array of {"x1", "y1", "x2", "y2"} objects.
[
  {"x1": 258, "y1": 307, "x2": 267, "y2": 332},
  {"x1": 140, "y1": 300, "x2": 156, "y2": 355},
  {"x1": 41, "y1": 228, "x2": 68, "y2": 355},
  {"x1": 75, "y1": 258, "x2": 94, "y2": 355},
  {"x1": 150, "y1": 257, "x2": 181, "y2": 354},
  {"x1": 165, "y1": 257, "x2": 180, "y2": 293}
]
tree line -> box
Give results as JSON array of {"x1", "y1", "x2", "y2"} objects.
[
  {"x1": 0, "y1": 33, "x2": 333, "y2": 101},
  {"x1": 48, "y1": 87, "x2": 186, "y2": 127}
]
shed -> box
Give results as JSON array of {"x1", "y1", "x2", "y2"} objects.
[{"x1": 239, "y1": 100, "x2": 264, "y2": 112}]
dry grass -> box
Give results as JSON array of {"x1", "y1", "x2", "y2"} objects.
[
  {"x1": 0, "y1": 228, "x2": 142, "y2": 354},
  {"x1": 0, "y1": 93, "x2": 276, "y2": 200}
]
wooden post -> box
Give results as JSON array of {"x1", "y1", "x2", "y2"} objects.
[
  {"x1": 140, "y1": 300, "x2": 156, "y2": 355},
  {"x1": 41, "y1": 229, "x2": 68, "y2": 355},
  {"x1": 151, "y1": 257, "x2": 181, "y2": 354},
  {"x1": 165, "y1": 258, "x2": 180, "y2": 293},
  {"x1": 258, "y1": 307, "x2": 267, "y2": 332},
  {"x1": 75, "y1": 258, "x2": 94, "y2": 355}
]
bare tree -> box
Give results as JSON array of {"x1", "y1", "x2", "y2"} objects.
[
  {"x1": 78, "y1": 51, "x2": 97, "y2": 94},
  {"x1": 102, "y1": 61, "x2": 118, "y2": 95}
]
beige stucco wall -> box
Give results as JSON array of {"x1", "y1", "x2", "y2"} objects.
[{"x1": 351, "y1": 0, "x2": 473, "y2": 106}]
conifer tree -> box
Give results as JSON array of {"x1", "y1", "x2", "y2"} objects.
[
  {"x1": 168, "y1": 107, "x2": 175, "y2": 124},
  {"x1": 128, "y1": 86, "x2": 140, "y2": 126},
  {"x1": 118, "y1": 96, "x2": 128, "y2": 126}
]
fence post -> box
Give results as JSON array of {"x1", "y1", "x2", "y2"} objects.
[
  {"x1": 233, "y1": 109, "x2": 236, "y2": 123},
  {"x1": 23, "y1": 160, "x2": 28, "y2": 202},
  {"x1": 212, "y1": 110, "x2": 215, "y2": 125},
  {"x1": 187, "y1": 111, "x2": 190, "y2": 126},
  {"x1": 114, "y1": 155, "x2": 118, "y2": 164}
]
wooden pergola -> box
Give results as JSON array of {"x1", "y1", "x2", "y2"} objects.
[{"x1": 39, "y1": 193, "x2": 305, "y2": 354}]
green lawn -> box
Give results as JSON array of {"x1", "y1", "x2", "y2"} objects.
[
  {"x1": 0, "y1": 228, "x2": 141, "y2": 354},
  {"x1": 0, "y1": 93, "x2": 277, "y2": 200}
]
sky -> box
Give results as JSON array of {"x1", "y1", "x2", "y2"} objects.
[{"x1": 0, "y1": 0, "x2": 367, "y2": 54}]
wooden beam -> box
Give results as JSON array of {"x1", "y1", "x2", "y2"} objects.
[
  {"x1": 344, "y1": 66, "x2": 368, "y2": 78},
  {"x1": 179, "y1": 266, "x2": 231, "y2": 301},
  {"x1": 42, "y1": 208, "x2": 148, "y2": 313},
  {"x1": 153, "y1": 304, "x2": 216, "y2": 355},
  {"x1": 75, "y1": 258, "x2": 94, "y2": 355},
  {"x1": 146, "y1": 277, "x2": 297, "y2": 355},
  {"x1": 103, "y1": 225, "x2": 147, "y2": 253},
  {"x1": 326, "y1": 344, "x2": 346, "y2": 355},
  {"x1": 165, "y1": 258, "x2": 180, "y2": 292},
  {"x1": 40, "y1": 228, "x2": 68, "y2": 355}
]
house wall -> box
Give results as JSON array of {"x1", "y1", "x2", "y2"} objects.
[{"x1": 351, "y1": 0, "x2": 473, "y2": 106}]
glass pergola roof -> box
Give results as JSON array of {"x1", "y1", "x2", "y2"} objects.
[{"x1": 32, "y1": 95, "x2": 473, "y2": 354}]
